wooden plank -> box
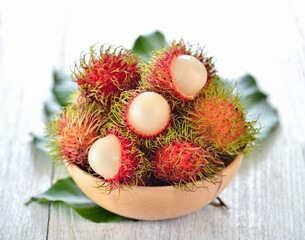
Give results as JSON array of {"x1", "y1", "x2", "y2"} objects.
[
  {"x1": 0, "y1": 1, "x2": 68, "y2": 239},
  {"x1": 0, "y1": 87, "x2": 52, "y2": 239}
]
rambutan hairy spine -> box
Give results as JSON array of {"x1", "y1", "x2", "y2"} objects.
[
  {"x1": 89, "y1": 127, "x2": 150, "y2": 193},
  {"x1": 106, "y1": 89, "x2": 173, "y2": 150},
  {"x1": 152, "y1": 139, "x2": 222, "y2": 190},
  {"x1": 73, "y1": 45, "x2": 141, "y2": 110},
  {"x1": 140, "y1": 40, "x2": 217, "y2": 103},
  {"x1": 45, "y1": 101, "x2": 104, "y2": 169},
  {"x1": 187, "y1": 82, "x2": 260, "y2": 155}
]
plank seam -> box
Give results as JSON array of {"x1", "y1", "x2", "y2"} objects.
[{"x1": 46, "y1": 162, "x2": 55, "y2": 240}]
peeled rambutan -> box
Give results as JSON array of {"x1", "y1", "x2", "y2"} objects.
[
  {"x1": 88, "y1": 130, "x2": 149, "y2": 192},
  {"x1": 152, "y1": 140, "x2": 219, "y2": 187},
  {"x1": 73, "y1": 45, "x2": 141, "y2": 108},
  {"x1": 141, "y1": 40, "x2": 217, "y2": 101},
  {"x1": 107, "y1": 90, "x2": 171, "y2": 147},
  {"x1": 126, "y1": 91, "x2": 171, "y2": 137},
  {"x1": 46, "y1": 102, "x2": 103, "y2": 169},
  {"x1": 188, "y1": 84, "x2": 258, "y2": 154}
]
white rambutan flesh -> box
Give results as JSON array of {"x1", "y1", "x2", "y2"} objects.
[
  {"x1": 170, "y1": 55, "x2": 207, "y2": 99},
  {"x1": 88, "y1": 134, "x2": 121, "y2": 179},
  {"x1": 127, "y1": 92, "x2": 170, "y2": 137}
]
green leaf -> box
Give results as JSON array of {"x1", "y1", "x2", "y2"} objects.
[
  {"x1": 26, "y1": 177, "x2": 130, "y2": 223},
  {"x1": 32, "y1": 70, "x2": 77, "y2": 151},
  {"x1": 132, "y1": 31, "x2": 168, "y2": 61},
  {"x1": 237, "y1": 74, "x2": 279, "y2": 140},
  {"x1": 43, "y1": 70, "x2": 76, "y2": 122},
  {"x1": 52, "y1": 71, "x2": 77, "y2": 107}
]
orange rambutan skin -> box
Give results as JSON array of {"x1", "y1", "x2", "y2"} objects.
[
  {"x1": 74, "y1": 47, "x2": 140, "y2": 104},
  {"x1": 153, "y1": 141, "x2": 209, "y2": 183},
  {"x1": 142, "y1": 40, "x2": 216, "y2": 101},
  {"x1": 191, "y1": 96, "x2": 247, "y2": 150}
]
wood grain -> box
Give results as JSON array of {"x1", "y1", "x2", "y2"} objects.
[
  {"x1": 0, "y1": 82, "x2": 51, "y2": 239},
  {"x1": 0, "y1": 0, "x2": 304, "y2": 239}
]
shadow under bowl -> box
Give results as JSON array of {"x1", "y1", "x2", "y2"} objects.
[{"x1": 65, "y1": 155, "x2": 242, "y2": 220}]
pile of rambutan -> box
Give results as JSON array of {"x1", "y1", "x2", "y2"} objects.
[{"x1": 46, "y1": 41, "x2": 259, "y2": 193}]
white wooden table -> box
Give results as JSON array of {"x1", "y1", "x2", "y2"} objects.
[{"x1": 0, "y1": 0, "x2": 304, "y2": 239}]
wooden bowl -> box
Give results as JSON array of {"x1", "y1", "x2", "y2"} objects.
[{"x1": 66, "y1": 155, "x2": 242, "y2": 220}]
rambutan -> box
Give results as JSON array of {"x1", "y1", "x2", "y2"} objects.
[
  {"x1": 46, "y1": 102, "x2": 104, "y2": 168},
  {"x1": 126, "y1": 91, "x2": 171, "y2": 137},
  {"x1": 152, "y1": 140, "x2": 220, "y2": 188},
  {"x1": 73, "y1": 45, "x2": 141, "y2": 109},
  {"x1": 88, "y1": 130, "x2": 149, "y2": 192},
  {"x1": 107, "y1": 90, "x2": 171, "y2": 147},
  {"x1": 141, "y1": 40, "x2": 217, "y2": 102},
  {"x1": 188, "y1": 83, "x2": 258, "y2": 154}
]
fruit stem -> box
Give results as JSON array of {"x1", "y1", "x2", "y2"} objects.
[{"x1": 210, "y1": 197, "x2": 230, "y2": 210}]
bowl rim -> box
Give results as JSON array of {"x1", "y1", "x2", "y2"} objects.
[{"x1": 65, "y1": 154, "x2": 243, "y2": 190}]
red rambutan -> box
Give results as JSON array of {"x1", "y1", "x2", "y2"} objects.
[
  {"x1": 46, "y1": 102, "x2": 103, "y2": 168},
  {"x1": 141, "y1": 40, "x2": 217, "y2": 101},
  {"x1": 88, "y1": 130, "x2": 148, "y2": 192},
  {"x1": 153, "y1": 140, "x2": 218, "y2": 187},
  {"x1": 73, "y1": 45, "x2": 141, "y2": 108}
]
